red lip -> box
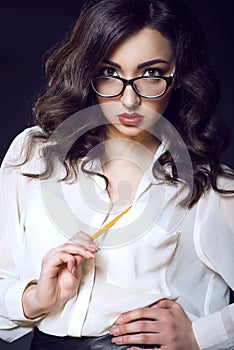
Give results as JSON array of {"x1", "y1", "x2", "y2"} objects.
[{"x1": 118, "y1": 113, "x2": 143, "y2": 126}]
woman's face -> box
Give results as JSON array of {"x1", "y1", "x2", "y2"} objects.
[{"x1": 95, "y1": 28, "x2": 175, "y2": 142}]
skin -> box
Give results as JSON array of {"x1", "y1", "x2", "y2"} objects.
[
  {"x1": 22, "y1": 232, "x2": 99, "y2": 318},
  {"x1": 99, "y1": 28, "x2": 200, "y2": 349},
  {"x1": 97, "y1": 28, "x2": 175, "y2": 144},
  {"x1": 22, "y1": 28, "x2": 199, "y2": 349},
  {"x1": 98, "y1": 28, "x2": 175, "y2": 204},
  {"x1": 109, "y1": 300, "x2": 200, "y2": 349}
]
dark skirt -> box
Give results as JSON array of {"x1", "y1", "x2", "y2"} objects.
[{"x1": 29, "y1": 328, "x2": 160, "y2": 349}]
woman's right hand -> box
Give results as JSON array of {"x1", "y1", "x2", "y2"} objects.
[{"x1": 22, "y1": 231, "x2": 99, "y2": 319}]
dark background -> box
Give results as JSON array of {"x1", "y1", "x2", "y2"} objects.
[{"x1": 0, "y1": 1, "x2": 233, "y2": 349}]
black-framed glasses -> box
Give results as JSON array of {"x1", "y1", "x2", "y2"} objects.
[{"x1": 91, "y1": 71, "x2": 174, "y2": 99}]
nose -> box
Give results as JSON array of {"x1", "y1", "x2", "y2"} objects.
[{"x1": 120, "y1": 85, "x2": 140, "y2": 109}]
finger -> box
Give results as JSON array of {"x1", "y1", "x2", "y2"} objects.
[
  {"x1": 115, "y1": 308, "x2": 153, "y2": 325},
  {"x1": 110, "y1": 320, "x2": 159, "y2": 336},
  {"x1": 41, "y1": 251, "x2": 79, "y2": 278},
  {"x1": 46, "y1": 242, "x2": 98, "y2": 261},
  {"x1": 70, "y1": 231, "x2": 98, "y2": 247},
  {"x1": 111, "y1": 332, "x2": 161, "y2": 346},
  {"x1": 62, "y1": 241, "x2": 99, "y2": 254},
  {"x1": 114, "y1": 307, "x2": 166, "y2": 325},
  {"x1": 42, "y1": 248, "x2": 95, "y2": 277},
  {"x1": 71, "y1": 231, "x2": 93, "y2": 241},
  {"x1": 154, "y1": 299, "x2": 177, "y2": 309},
  {"x1": 69, "y1": 260, "x2": 82, "y2": 280},
  {"x1": 63, "y1": 246, "x2": 97, "y2": 260},
  {"x1": 128, "y1": 347, "x2": 160, "y2": 350}
]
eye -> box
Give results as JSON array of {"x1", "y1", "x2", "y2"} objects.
[
  {"x1": 142, "y1": 68, "x2": 163, "y2": 77},
  {"x1": 99, "y1": 67, "x2": 119, "y2": 77}
]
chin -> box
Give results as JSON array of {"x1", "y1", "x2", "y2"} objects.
[{"x1": 108, "y1": 122, "x2": 149, "y2": 139}]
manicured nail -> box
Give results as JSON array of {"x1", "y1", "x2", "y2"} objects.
[
  {"x1": 90, "y1": 245, "x2": 100, "y2": 251},
  {"x1": 85, "y1": 250, "x2": 95, "y2": 258},
  {"x1": 109, "y1": 327, "x2": 119, "y2": 335},
  {"x1": 111, "y1": 336, "x2": 122, "y2": 344},
  {"x1": 115, "y1": 316, "x2": 123, "y2": 325}
]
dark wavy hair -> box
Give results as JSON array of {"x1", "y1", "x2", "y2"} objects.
[{"x1": 21, "y1": 0, "x2": 233, "y2": 207}]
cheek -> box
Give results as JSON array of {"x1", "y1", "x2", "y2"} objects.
[
  {"x1": 96, "y1": 97, "x2": 114, "y2": 117},
  {"x1": 96, "y1": 97, "x2": 111, "y2": 119},
  {"x1": 96, "y1": 100, "x2": 123, "y2": 123},
  {"x1": 146, "y1": 91, "x2": 173, "y2": 115}
]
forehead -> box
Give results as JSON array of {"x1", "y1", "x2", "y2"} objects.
[{"x1": 107, "y1": 28, "x2": 174, "y2": 67}]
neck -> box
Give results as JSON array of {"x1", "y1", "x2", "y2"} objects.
[
  {"x1": 102, "y1": 136, "x2": 159, "y2": 174},
  {"x1": 105, "y1": 126, "x2": 160, "y2": 155}
]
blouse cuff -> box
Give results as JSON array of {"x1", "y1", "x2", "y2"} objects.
[
  {"x1": 5, "y1": 279, "x2": 43, "y2": 324},
  {"x1": 192, "y1": 311, "x2": 231, "y2": 350}
]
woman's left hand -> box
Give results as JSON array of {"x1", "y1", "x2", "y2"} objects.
[{"x1": 109, "y1": 299, "x2": 200, "y2": 350}]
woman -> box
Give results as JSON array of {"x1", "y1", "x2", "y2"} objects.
[{"x1": 0, "y1": 0, "x2": 233, "y2": 349}]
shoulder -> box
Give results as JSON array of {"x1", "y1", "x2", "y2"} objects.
[
  {"x1": 217, "y1": 164, "x2": 234, "y2": 189},
  {"x1": 198, "y1": 170, "x2": 234, "y2": 220},
  {"x1": 1, "y1": 126, "x2": 43, "y2": 167}
]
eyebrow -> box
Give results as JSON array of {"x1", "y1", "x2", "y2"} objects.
[
  {"x1": 102, "y1": 58, "x2": 169, "y2": 69},
  {"x1": 102, "y1": 59, "x2": 121, "y2": 68},
  {"x1": 138, "y1": 59, "x2": 169, "y2": 69}
]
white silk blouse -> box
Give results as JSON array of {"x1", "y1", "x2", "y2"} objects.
[{"x1": 0, "y1": 127, "x2": 234, "y2": 350}]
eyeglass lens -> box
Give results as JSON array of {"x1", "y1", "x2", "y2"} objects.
[{"x1": 92, "y1": 77, "x2": 167, "y2": 97}]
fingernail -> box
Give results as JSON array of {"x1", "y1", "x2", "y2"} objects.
[
  {"x1": 115, "y1": 316, "x2": 123, "y2": 325},
  {"x1": 111, "y1": 336, "x2": 121, "y2": 344},
  {"x1": 85, "y1": 250, "x2": 95, "y2": 258},
  {"x1": 109, "y1": 327, "x2": 119, "y2": 335},
  {"x1": 90, "y1": 245, "x2": 100, "y2": 251}
]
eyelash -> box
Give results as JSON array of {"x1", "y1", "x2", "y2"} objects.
[
  {"x1": 99, "y1": 67, "x2": 164, "y2": 77},
  {"x1": 142, "y1": 68, "x2": 163, "y2": 77},
  {"x1": 99, "y1": 67, "x2": 118, "y2": 76}
]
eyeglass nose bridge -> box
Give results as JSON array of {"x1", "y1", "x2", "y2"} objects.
[{"x1": 119, "y1": 77, "x2": 140, "y2": 96}]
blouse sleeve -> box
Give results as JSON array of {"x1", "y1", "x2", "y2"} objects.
[
  {"x1": 0, "y1": 128, "x2": 43, "y2": 342},
  {"x1": 193, "y1": 179, "x2": 234, "y2": 350}
]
